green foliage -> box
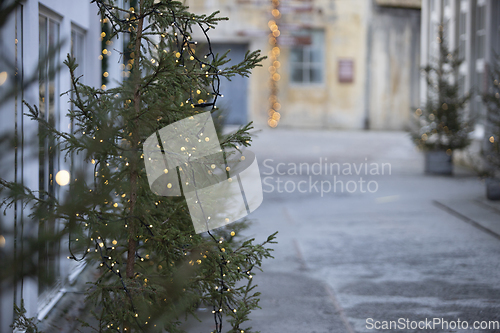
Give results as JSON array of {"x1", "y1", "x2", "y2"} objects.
[
  {"x1": 11, "y1": 300, "x2": 43, "y2": 333},
  {"x1": 0, "y1": 0, "x2": 22, "y2": 29},
  {"x1": 411, "y1": 24, "x2": 474, "y2": 151},
  {"x1": 482, "y1": 54, "x2": 500, "y2": 178},
  {"x1": 1, "y1": 0, "x2": 276, "y2": 332}
]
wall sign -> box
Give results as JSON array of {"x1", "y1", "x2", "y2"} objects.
[{"x1": 338, "y1": 59, "x2": 354, "y2": 83}]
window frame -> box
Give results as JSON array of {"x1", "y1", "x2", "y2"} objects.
[
  {"x1": 37, "y1": 8, "x2": 62, "y2": 311},
  {"x1": 472, "y1": 0, "x2": 487, "y2": 121},
  {"x1": 289, "y1": 29, "x2": 325, "y2": 86}
]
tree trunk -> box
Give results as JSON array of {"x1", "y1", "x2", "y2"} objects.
[{"x1": 126, "y1": 0, "x2": 145, "y2": 280}]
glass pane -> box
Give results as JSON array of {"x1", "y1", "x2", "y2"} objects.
[
  {"x1": 477, "y1": 6, "x2": 486, "y2": 30},
  {"x1": 429, "y1": 22, "x2": 437, "y2": 61},
  {"x1": 309, "y1": 47, "x2": 321, "y2": 63},
  {"x1": 38, "y1": 15, "x2": 48, "y2": 295},
  {"x1": 498, "y1": 4, "x2": 500, "y2": 53},
  {"x1": 38, "y1": 15, "x2": 60, "y2": 296},
  {"x1": 71, "y1": 30, "x2": 84, "y2": 77},
  {"x1": 443, "y1": 21, "x2": 449, "y2": 40},
  {"x1": 71, "y1": 30, "x2": 75, "y2": 59},
  {"x1": 39, "y1": 16, "x2": 47, "y2": 119},
  {"x1": 38, "y1": 15, "x2": 47, "y2": 203},
  {"x1": 473, "y1": 72, "x2": 486, "y2": 122},
  {"x1": 459, "y1": 12, "x2": 466, "y2": 35},
  {"x1": 477, "y1": 35, "x2": 485, "y2": 59},
  {"x1": 70, "y1": 29, "x2": 84, "y2": 134},
  {"x1": 291, "y1": 66, "x2": 303, "y2": 82},
  {"x1": 310, "y1": 30, "x2": 323, "y2": 55},
  {"x1": 290, "y1": 48, "x2": 303, "y2": 63},
  {"x1": 48, "y1": 19, "x2": 58, "y2": 127},
  {"x1": 77, "y1": 33, "x2": 84, "y2": 75},
  {"x1": 310, "y1": 67, "x2": 322, "y2": 83},
  {"x1": 476, "y1": 71, "x2": 484, "y2": 93},
  {"x1": 459, "y1": 38, "x2": 466, "y2": 60},
  {"x1": 48, "y1": 19, "x2": 58, "y2": 196},
  {"x1": 458, "y1": 74, "x2": 465, "y2": 95}
]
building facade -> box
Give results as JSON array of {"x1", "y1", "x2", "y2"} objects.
[
  {"x1": 0, "y1": 1, "x2": 101, "y2": 331},
  {"x1": 187, "y1": 0, "x2": 422, "y2": 130},
  {"x1": 420, "y1": 0, "x2": 500, "y2": 138}
]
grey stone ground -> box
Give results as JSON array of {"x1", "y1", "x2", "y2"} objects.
[
  {"x1": 182, "y1": 127, "x2": 500, "y2": 333},
  {"x1": 64, "y1": 127, "x2": 500, "y2": 333}
]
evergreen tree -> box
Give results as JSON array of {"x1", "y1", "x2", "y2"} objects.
[
  {"x1": 2, "y1": 0, "x2": 277, "y2": 332},
  {"x1": 412, "y1": 24, "x2": 474, "y2": 152}
]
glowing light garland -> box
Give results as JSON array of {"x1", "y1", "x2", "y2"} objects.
[
  {"x1": 62, "y1": 1, "x2": 268, "y2": 332},
  {"x1": 268, "y1": 0, "x2": 281, "y2": 128}
]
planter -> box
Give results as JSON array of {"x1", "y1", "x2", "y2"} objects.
[
  {"x1": 424, "y1": 150, "x2": 452, "y2": 175},
  {"x1": 486, "y1": 178, "x2": 500, "y2": 201}
]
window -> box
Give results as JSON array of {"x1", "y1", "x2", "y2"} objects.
[
  {"x1": 428, "y1": 19, "x2": 439, "y2": 62},
  {"x1": 493, "y1": 0, "x2": 500, "y2": 54},
  {"x1": 475, "y1": 3, "x2": 486, "y2": 60},
  {"x1": 473, "y1": 1, "x2": 487, "y2": 121},
  {"x1": 458, "y1": 73, "x2": 466, "y2": 95},
  {"x1": 70, "y1": 26, "x2": 85, "y2": 131},
  {"x1": 38, "y1": 13, "x2": 60, "y2": 297},
  {"x1": 472, "y1": 70, "x2": 486, "y2": 121},
  {"x1": 71, "y1": 27, "x2": 85, "y2": 83},
  {"x1": 290, "y1": 30, "x2": 324, "y2": 84},
  {"x1": 457, "y1": 1, "x2": 469, "y2": 105},
  {"x1": 458, "y1": 10, "x2": 467, "y2": 60},
  {"x1": 430, "y1": 0, "x2": 436, "y2": 12},
  {"x1": 442, "y1": 0, "x2": 451, "y2": 41},
  {"x1": 69, "y1": 26, "x2": 88, "y2": 181}
]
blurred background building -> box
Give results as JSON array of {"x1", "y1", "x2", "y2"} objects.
[
  {"x1": 187, "y1": 0, "x2": 422, "y2": 130},
  {"x1": 421, "y1": 0, "x2": 500, "y2": 140}
]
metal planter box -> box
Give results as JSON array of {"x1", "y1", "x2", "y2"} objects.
[
  {"x1": 424, "y1": 150, "x2": 452, "y2": 175},
  {"x1": 486, "y1": 178, "x2": 500, "y2": 201}
]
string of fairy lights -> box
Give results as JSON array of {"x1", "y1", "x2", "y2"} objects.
[
  {"x1": 268, "y1": 0, "x2": 281, "y2": 128},
  {"x1": 99, "y1": 0, "x2": 283, "y2": 126},
  {"x1": 63, "y1": 1, "x2": 259, "y2": 332}
]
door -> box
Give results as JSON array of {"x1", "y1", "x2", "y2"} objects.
[{"x1": 210, "y1": 43, "x2": 249, "y2": 125}]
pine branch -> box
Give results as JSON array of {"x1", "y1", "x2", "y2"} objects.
[{"x1": 11, "y1": 300, "x2": 43, "y2": 333}]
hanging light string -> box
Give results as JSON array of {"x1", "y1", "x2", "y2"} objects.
[
  {"x1": 62, "y1": 1, "x2": 267, "y2": 332},
  {"x1": 67, "y1": 160, "x2": 155, "y2": 332},
  {"x1": 159, "y1": 15, "x2": 260, "y2": 332},
  {"x1": 268, "y1": 0, "x2": 281, "y2": 128}
]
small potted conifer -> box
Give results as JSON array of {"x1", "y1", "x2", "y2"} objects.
[
  {"x1": 411, "y1": 25, "x2": 474, "y2": 175},
  {"x1": 482, "y1": 55, "x2": 500, "y2": 200}
]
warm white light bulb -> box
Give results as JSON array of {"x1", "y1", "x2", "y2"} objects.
[{"x1": 55, "y1": 170, "x2": 70, "y2": 186}]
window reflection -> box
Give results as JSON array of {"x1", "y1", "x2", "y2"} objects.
[{"x1": 38, "y1": 13, "x2": 60, "y2": 296}]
